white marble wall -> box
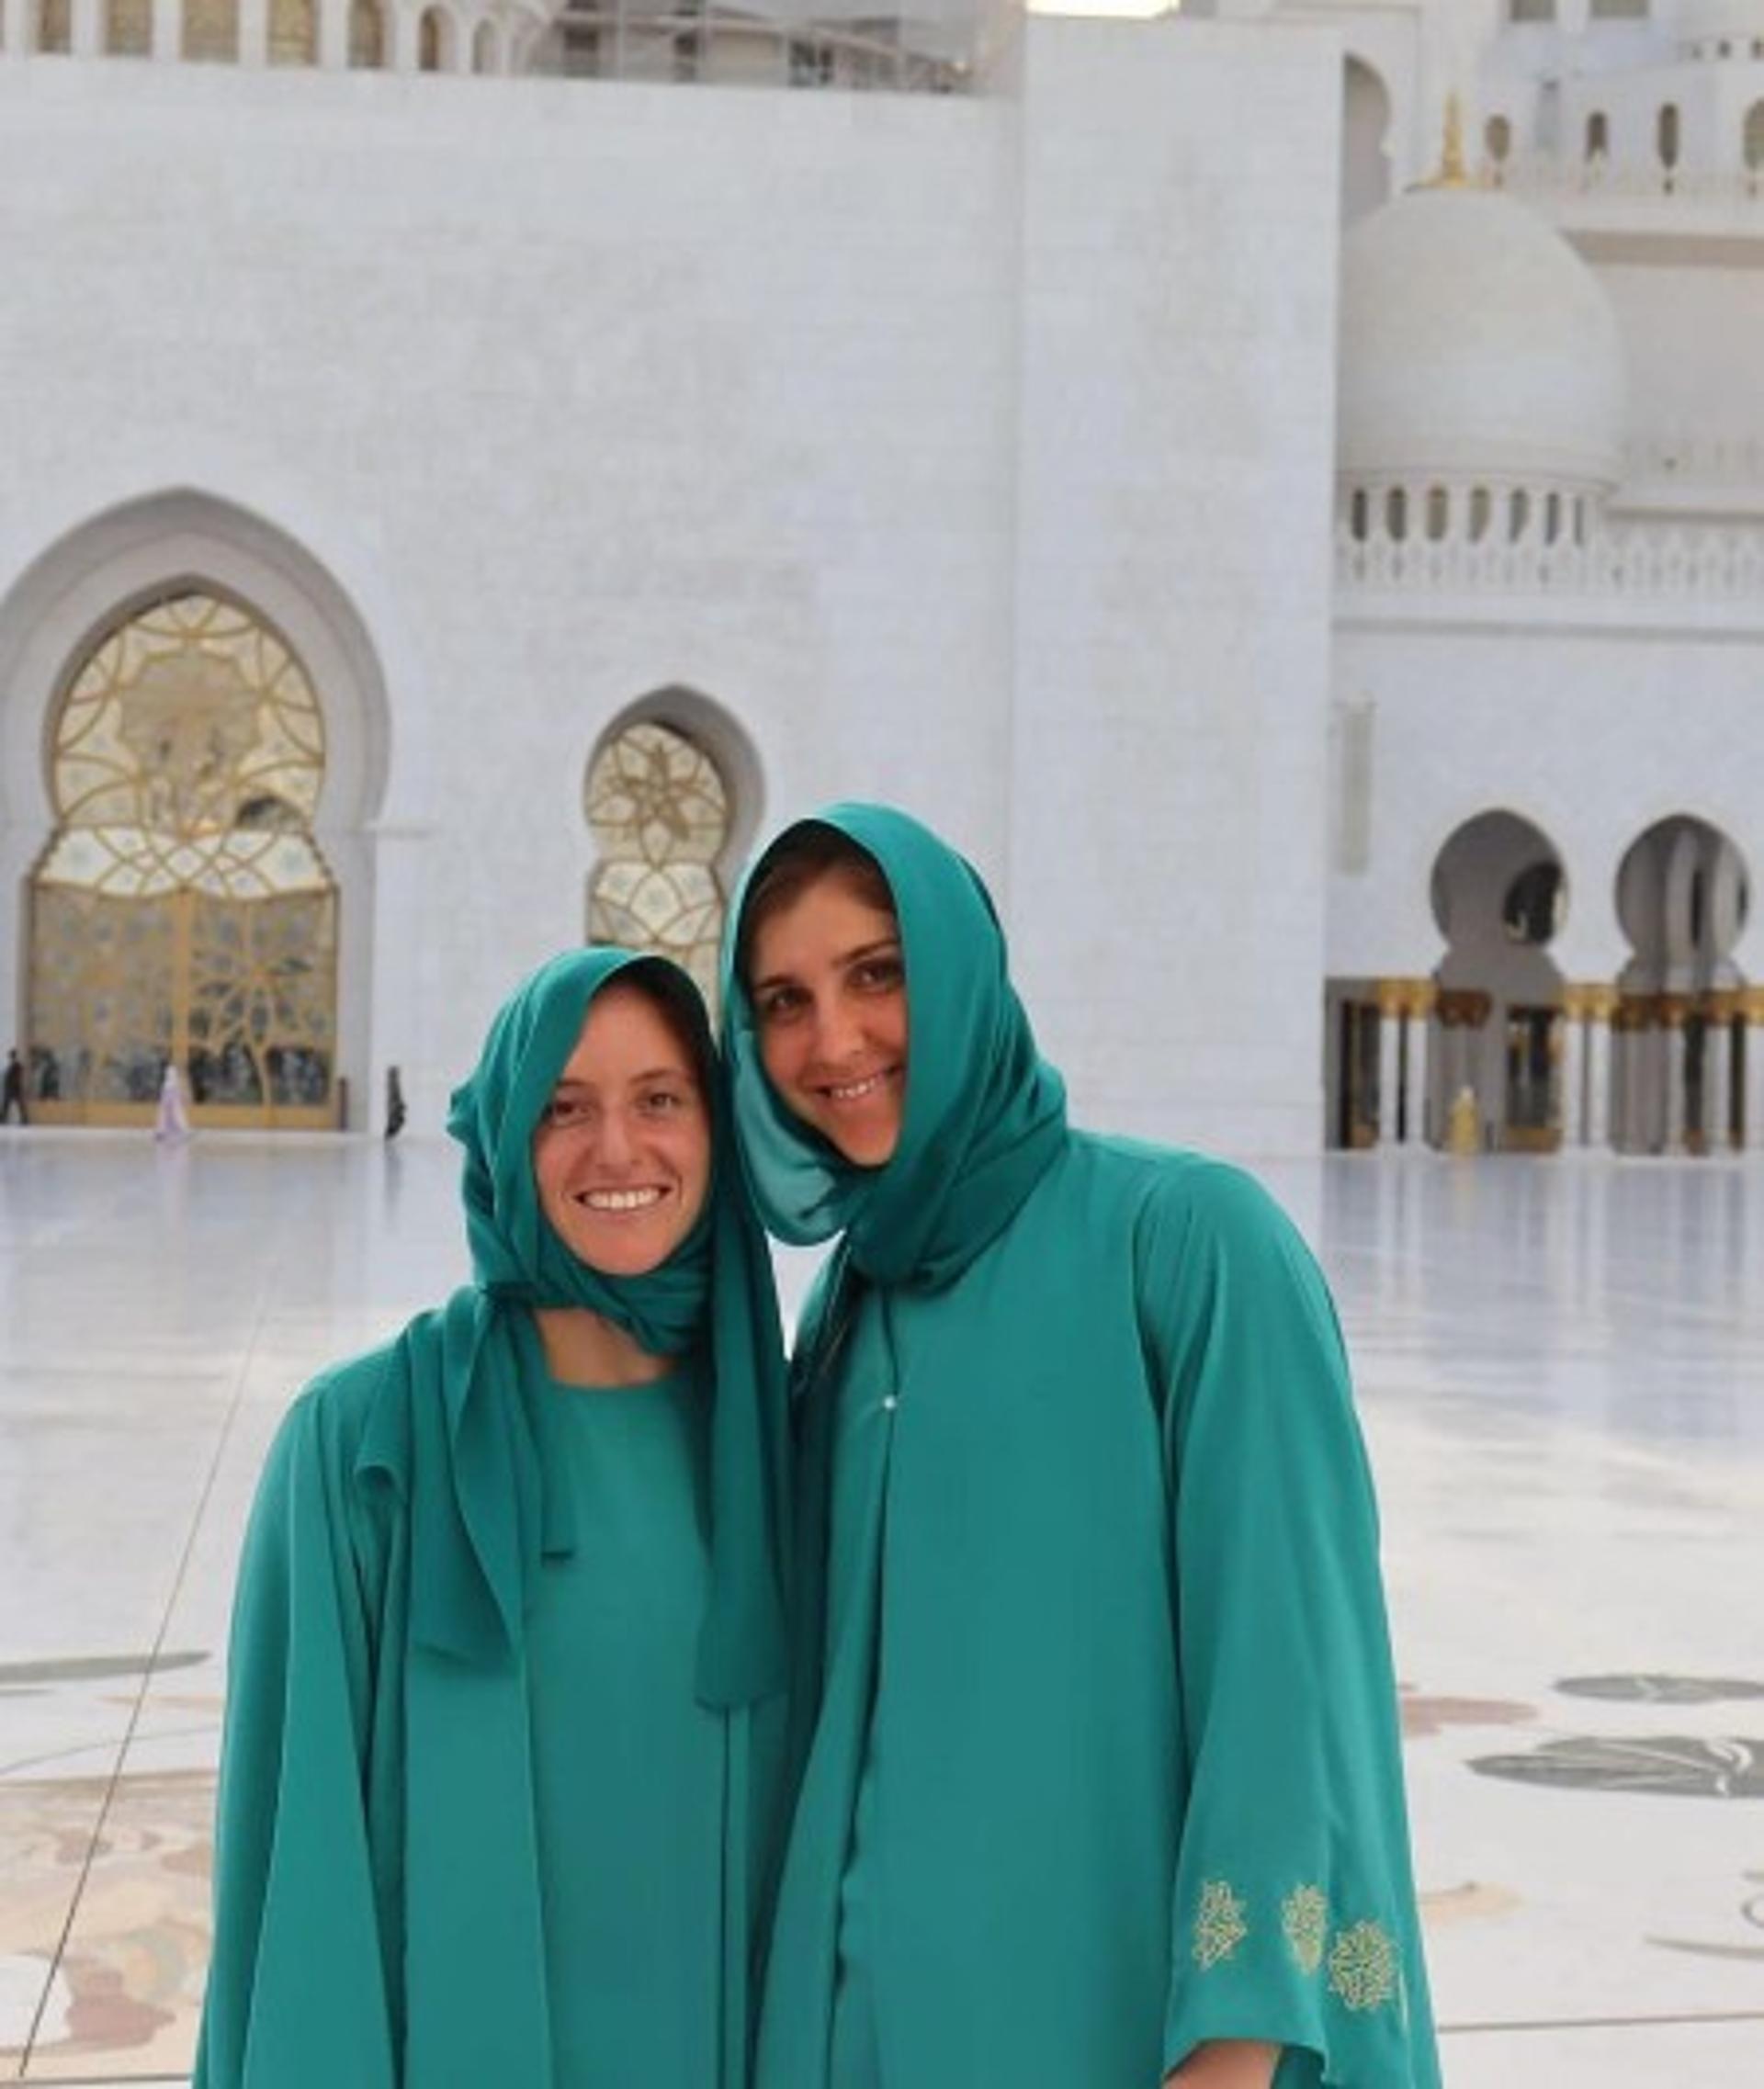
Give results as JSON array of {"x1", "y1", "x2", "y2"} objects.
[
  {"x1": 0, "y1": 62, "x2": 1021, "y2": 1132},
  {"x1": 0, "y1": 22, "x2": 1346, "y2": 1153},
  {"x1": 1008, "y1": 18, "x2": 1343, "y2": 1156},
  {"x1": 1327, "y1": 619, "x2": 1764, "y2": 983}
]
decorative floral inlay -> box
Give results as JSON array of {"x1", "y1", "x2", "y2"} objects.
[
  {"x1": 1192, "y1": 1879, "x2": 1249, "y2": 1970},
  {"x1": 1282, "y1": 1884, "x2": 1329, "y2": 1976},
  {"x1": 1328, "y1": 1920, "x2": 1399, "y2": 2012}
]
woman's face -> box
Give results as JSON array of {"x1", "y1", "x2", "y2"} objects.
[
  {"x1": 531, "y1": 981, "x2": 711, "y2": 1276},
  {"x1": 746, "y1": 867, "x2": 908, "y2": 1167}
]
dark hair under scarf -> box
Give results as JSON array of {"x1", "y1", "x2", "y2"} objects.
[{"x1": 361, "y1": 947, "x2": 788, "y2": 1708}]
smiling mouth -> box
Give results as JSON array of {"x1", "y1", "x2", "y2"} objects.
[
  {"x1": 575, "y1": 1187, "x2": 669, "y2": 1213},
  {"x1": 821, "y1": 1069, "x2": 899, "y2": 1105}
]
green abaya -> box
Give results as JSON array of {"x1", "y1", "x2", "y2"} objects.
[
  {"x1": 195, "y1": 949, "x2": 789, "y2": 2089},
  {"x1": 725, "y1": 806, "x2": 1439, "y2": 2089}
]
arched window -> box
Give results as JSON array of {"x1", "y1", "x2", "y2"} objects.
[
  {"x1": 1426, "y1": 487, "x2": 1450, "y2": 542},
  {"x1": 106, "y1": 0, "x2": 152, "y2": 53},
  {"x1": 1509, "y1": 490, "x2": 1531, "y2": 542},
  {"x1": 1508, "y1": 0, "x2": 1553, "y2": 19},
  {"x1": 1544, "y1": 491, "x2": 1562, "y2": 545},
  {"x1": 1485, "y1": 116, "x2": 1513, "y2": 174},
  {"x1": 584, "y1": 718, "x2": 732, "y2": 1010},
  {"x1": 1589, "y1": 0, "x2": 1646, "y2": 17},
  {"x1": 1585, "y1": 111, "x2": 1610, "y2": 161},
  {"x1": 1340, "y1": 58, "x2": 1393, "y2": 225},
  {"x1": 27, "y1": 592, "x2": 339, "y2": 1126},
  {"x1": 418, "y1": 6, "x2": 453, "y2": 70},
  {"x1": 348, "y1": 0, "x2": 384, "y2": 66},
  {"x1": 1657, "y1": 102, "x2": 1680, "y2": 172},
  {"x1": 269, "y1": 0, "x2": 317, "y2": 64},
  {"x1": 38, "y1": 0, "x2": 72, "y2": 52},
  {"x1": 184, "y1": 0, "x2": 239, "y2": 61},
  {"x1": 1385, "y1": 488, "x2": 1408, "y2": 542},
  {"x1": 473, "y1": 18, "x2": 499, "y2": 71},
  {"x1": 1745, "y1": 101, "x2": 1764, "y2": 172},
  {"x1": 1469, "y1": 487, "x2": 1492, "y2": 543},
  {"x1": 1348, "y1": 488, "x2": 1369, "y2": 541}
]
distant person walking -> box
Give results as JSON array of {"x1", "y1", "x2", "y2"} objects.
[
  {"x1": 155, "y1": 1062, "x2": 191, "y2": 1141},
  {"x1": 1, "y1": 1050, "x2": 26, "y2": 1125},
  {"x1": 384, "y1": 1064, "x2": 407, "y2": 1141}
]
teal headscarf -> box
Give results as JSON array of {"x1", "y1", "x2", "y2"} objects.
[
  {"x1": 721, "y1": 804, "x2": 1067, "y2": 1291},
  {"x1": 373, "y1": 947, "x2": 788, "y2": 1706}
]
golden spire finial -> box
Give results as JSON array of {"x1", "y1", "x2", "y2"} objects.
[{"x1": 1418, "y1": 93, "x2": 1474, "y2": 191}]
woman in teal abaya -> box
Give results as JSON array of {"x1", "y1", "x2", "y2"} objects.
[
  {"x1": 725, "y1": 807, "x2": 1440, "y2": 2089},
  {"x1": 195, "y1": 950, "x2": 789, "y2": 2088}
]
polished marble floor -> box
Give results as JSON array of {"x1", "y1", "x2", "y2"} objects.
[{"x1": 1, "y1": 1131, "x2": 1760, "y2": 2086}]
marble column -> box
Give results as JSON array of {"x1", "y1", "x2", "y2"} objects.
[
  {"x1": 1705, "y1": 1001, "x2": 1733, "y2": 1152},
  {"x1": 1377, "y1": 983, "x2": 1404, "y2": 1149},
  {"x1": 1663, "y1": 1000, "x2": 1690, "y2": 1155},
  {"x1": 1561, "y1": 989, "x2": 1587, "y2": 1146},
  {"x1": 1745, "y1": 993, "x2": 1764, "y2": 1150},
  {"x1": 1585, "y1": 991, "x2": 1614, "y2": 1151},
  {"x1": 2, "y1": 0, "x2": 29, "y2": 51}
]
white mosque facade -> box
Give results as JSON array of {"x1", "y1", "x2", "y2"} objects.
[{"x1": 1, "y1": 0, "x2": 1760, "y2": 1157}]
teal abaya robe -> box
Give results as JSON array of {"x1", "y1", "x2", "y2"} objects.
[
  {"x1": 725, "y1": 807, "x2": 1439, "y2": 2089},
  {"x1": 195, "y1": 950, "x2": 790, "y2": 2089}
]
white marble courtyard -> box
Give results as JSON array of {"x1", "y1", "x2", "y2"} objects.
[{"x1": 1, "y1": 1131, "x2": 1760, "y2": 2087}]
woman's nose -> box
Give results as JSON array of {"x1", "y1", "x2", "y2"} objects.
[{"x1": 595, "y1": 1108, "x2": 635, "y2": 1168}]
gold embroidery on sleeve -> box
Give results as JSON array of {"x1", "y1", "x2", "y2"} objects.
[
  {"x1": 1328, "y1": 1920, "x2": 1399, "y2": 2012},
  {"x1": 1281, "y1": 1884, "x2": 1329, "y2": 1976},
  {"x1": 1193, "y1": 1880, "x2": 1250, "y2": 1970}
]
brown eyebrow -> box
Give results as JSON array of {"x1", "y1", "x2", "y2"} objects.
[
  {"x1": 751, "y1": 938, "x2": 901, "y2": 997},
  {"x1": 548, "y1": 1066, "x2": 695, "y2": 1095}
]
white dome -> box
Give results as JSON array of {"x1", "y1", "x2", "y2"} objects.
[{"x1": 1338, "y1": 184, "x2": 1627, "y2": 488}]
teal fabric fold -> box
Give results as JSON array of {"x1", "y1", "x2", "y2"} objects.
[
  {"x1": 408, "y1": 945, "x2": 788, "y2": 1704},
  {"x1": 724, "y1": 808, "x2": 1440, "y2": 2089},
  {"x1": 721, "y1": 802, "x2": 1066, "y2": 1290}
]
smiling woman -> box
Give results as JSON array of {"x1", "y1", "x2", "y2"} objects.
[
  {"x1": 194, "y1": 947, "x2": 790, "y2": 2089},
  {"x1": 723, "y1": 805, "x2": 1440, "y2": 2089}
]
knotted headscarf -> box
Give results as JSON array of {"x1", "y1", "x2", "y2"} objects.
[
  {"x1": 721, "y1": 804, "x2": 1068, "y2": 1291},
  {"x1": 362, "y1": 947, "x2": 789, "y2": 1707}
]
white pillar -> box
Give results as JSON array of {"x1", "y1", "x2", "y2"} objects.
[
  {"x1": 1706, "y1": 1009, "x2": 1732, "y2": 1152},
  {"x1": 3, "y1": 0, "x2": 29, "y2": 53},
  {"x1": 1378, "y1": 995, "x2": 1401, "y2": 1149},
  {"x1": 317, "y1": 0, "x2": 346, "y2": 65},
  {"x1": 1561, "y1": 1003, "x2": 1586, "y2": 1146},
  {"x1": 70, "y1": 0, "x2": 101, "y2": 54},
  {"x1": 390, "y1": 0, "x2": 416, "y2": 69},
  {"x1": 238, "y1": 0, "x2": 267, "y2": 63},
  {"x1": 1586, "y1": 1003, "x2": 1612, "y2": 1150},
  {"x1": 152, "y1": 0, "x2": 179, "y2": 58},
  {"x1": 1664, "y1": 1011, "x2": 1689, "y2": 1154}
]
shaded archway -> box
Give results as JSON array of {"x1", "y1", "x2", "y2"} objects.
[
  {"x1": 1427, "y1": 810, "x2": 1568, "y2": 1151},
  {"x1": 1342, "y1": 58, "x2": 1394, "y2": 226},
  {"x1": 0, "y1": 490, "x2": 393, "y2": 1128},
  {"x1": 1613, "y1": 815, "x2": 1750, "y2": 1153}
]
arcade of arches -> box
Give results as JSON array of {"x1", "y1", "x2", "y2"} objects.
[{"x1": 1329, "y1": 810, "x2": 1762, "y2": 1155}]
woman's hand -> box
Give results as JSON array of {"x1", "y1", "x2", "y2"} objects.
[{"x1": 1163, "y1": 2038, "x2": 1281, "y2": 2087}]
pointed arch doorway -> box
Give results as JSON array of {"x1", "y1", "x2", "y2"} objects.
[{"x1": 27, "y1": 589, "x2": 341, "y2": 1126}]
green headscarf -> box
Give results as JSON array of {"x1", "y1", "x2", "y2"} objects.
[
  {"x1": 377, "y1": 947, "x2": 788, "y2": 1706},
  {"x1": 721, "y1": 804, "x2": 1068, "y2": 1290}
]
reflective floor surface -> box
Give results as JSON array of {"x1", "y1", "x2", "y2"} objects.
[{"x1": 1, "y1": 1132, "x2": 1759, "y2": 2086}]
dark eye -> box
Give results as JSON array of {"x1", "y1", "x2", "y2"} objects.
[
  {"x1": 756, "y1": 985, "x2": 806, "y2": 1025},
  {"x1": 852, "y1": 954, "x2": 904, "y2": 993},
  {"x1": 640, "y1": 1088, "x2": 687, "y2": 1114},
  {"x1": 543, "y1": 1094, "x2": 590, "y2": 1129}
]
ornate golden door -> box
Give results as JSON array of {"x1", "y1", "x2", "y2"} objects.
[{"x1": 27, "y1": 592, "x2": 339, "y2": 1128}]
